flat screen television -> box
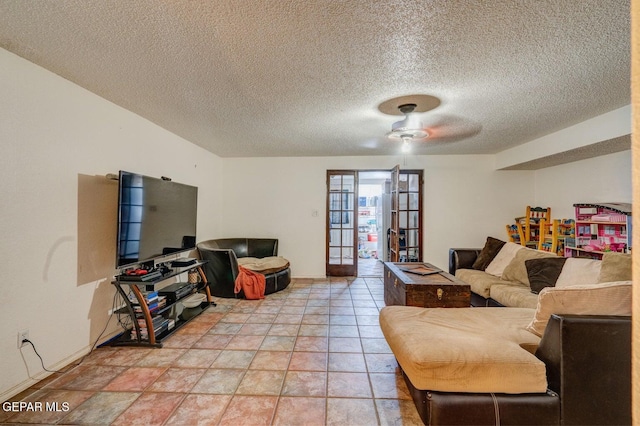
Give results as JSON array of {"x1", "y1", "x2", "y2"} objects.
[{"x1": 116, "y1": 170, "x2": 198, "y2": 269}]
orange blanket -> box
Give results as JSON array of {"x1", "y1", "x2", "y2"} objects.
[{"x1": 234, "y1": 265, "x2": 266, "y2": 299}]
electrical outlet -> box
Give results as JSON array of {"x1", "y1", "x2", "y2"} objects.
[{"x1": 17, "y1": 330, "x2": 29, "y2": 349}]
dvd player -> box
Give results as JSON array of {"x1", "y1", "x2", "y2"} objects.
[
  {"x1": 118, "y1": 269, "x2": 163, "y2": 282},
  {"x1": 171, "y1": 258, "x2": 197, "y2": 267},
  {"x1": 158, "y1": 282, "x2": 195, "y2": 302}
]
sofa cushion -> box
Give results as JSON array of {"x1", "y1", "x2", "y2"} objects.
[
  {"x1": 554, "y1": 257, "x2": 601, "y2": 288},
  {"x1": 379, "y1": 306, "x2": 546, "y2": 393},
  {"x1": 485, "y1": 242, "x2": 524, "y2": 277},
  {"x1": 500, "y1": 248, "x2": 556, "y2": 286},
  {"x1": 598, "y1": 252, "x2": 632, "y2": 283},
  {"x1": 456, "y1": 268, "x2": 507, "y2": 298},
  {"x1": 525, "y1": 257, "x2": 568, "y2": 294},
  {"x1": 472, "y1": 237, "x2": 506, "y2": 271},
  {"x1": 489, "y1": 283, "x2": 538, "y2": 309},
  {"x1": 237, "y1": 256, "x2": 290, "y2": 274},
  {"x1": 525, "y1": 281, "x2": 632, "y2": 337}
]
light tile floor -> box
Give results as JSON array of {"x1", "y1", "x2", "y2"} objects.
[
  {"x1": 358, "y1": 258, "x2": 384, "y2": 277},
  {"x1": 1, "y1": 277, "x2": 422, "y2": 425}
]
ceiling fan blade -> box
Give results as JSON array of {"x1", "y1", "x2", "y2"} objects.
[{"x1": 422, "y1": 114, "x2": 482, "y2": 143}]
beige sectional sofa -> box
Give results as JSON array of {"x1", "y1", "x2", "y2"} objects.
[
  {"x1": 449, "y1": 238, "x2": 631, "y2": 308},
  {"x1": 380, "y1": 238, "x2": 633, "y2": 424},
  {"x1": 380, "y1": 307, "x2": 632, "y2": 425}
]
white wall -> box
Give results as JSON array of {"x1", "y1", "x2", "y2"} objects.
[
  {"x1": 221, "y1": 155, "x2": 536, "y2": 275},
  {"x1": 0, "y1": 49, "x2": 223, "y2": 400},
  {"x1": 534, "y1": 150, "x2": 632, "y2": 218},
  {"x1": 221, "y1": 151, "x2": 632, "y2": 277}
]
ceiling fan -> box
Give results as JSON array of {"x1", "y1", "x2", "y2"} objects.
[
  {"x1": 378, "y1": 97, "x2": 482, "y2": 152},
  {"x1": 387, "y1": 103, "x2": 429, "y2": 152}
]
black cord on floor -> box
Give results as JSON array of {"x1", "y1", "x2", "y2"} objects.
[
  {"x1": 21, "y1": 339, "x2": 66, "y2": 374},
  {"x1": 72, "y1": 290, "x2": 120, "y2": 365},
  {"x1": 20, "y1": 290, "x2": 120, "y2": 373}
]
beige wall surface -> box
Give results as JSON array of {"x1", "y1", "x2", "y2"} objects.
[
  {"x1": 0, "y1": 49, "x2": 223, "y2": 400},
  {"x1": 221, "y1": 155, "x2": 535, "y2": 275},
  {"x1": 534, "y1": 150, "x2": 632, "y2": 219},
  {"x1": 220, "y1": 153, "x2": 631, "y2": 278}
]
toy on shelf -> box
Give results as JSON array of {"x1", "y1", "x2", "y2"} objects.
[
  {"x1": 538, "y1": 219, "x2": 575, "y2": 256},
  {"x1": 564, "y1": 203, "x2": 631, "y2": 259},
  {"x1": 505, "y1": 223, "x2": 525, "y2": 245},
  {"x1": 513, "y1": 206, "x2": 551, "y2": 248}
]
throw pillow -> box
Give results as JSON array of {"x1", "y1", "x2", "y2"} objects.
[
  {"x1": 525, "y1": 281, "x2": 632, "y2": 337},
  {"x1": 525, "y1": 257, "x2": 567, "y2": 294},
  {"x1": 484, "y1": 242, "x2": 524, "y2": 277},
  {"x1": 501, "y1": 248, "x2": 555, "y2": 286},
  {"x1": 472, "y1": 237, "x2": 507, "y2": 271},
  {"x1": 598, "y1": 252, "x2": 632, "y2": 283},
  {"x1": 554, "y1": 257, "x2": 601, "y2": 288}
]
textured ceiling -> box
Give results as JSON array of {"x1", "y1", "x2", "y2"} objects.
[{"x1": 0, "y1": 0, "x2": 631, "y2": 158}]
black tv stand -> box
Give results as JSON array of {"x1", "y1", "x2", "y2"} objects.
[{"x1": 111, "y1": 260, "x2": 214, "y2": 347}]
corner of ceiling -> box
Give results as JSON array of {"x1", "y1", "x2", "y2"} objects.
[{"x1": 495, "y1": 105, "x2": 632, "y2": 171}]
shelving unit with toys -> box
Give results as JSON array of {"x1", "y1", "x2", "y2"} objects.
[
  {"x1": 521, "y1": 206, "x2": 551, "y2": 248},
  {"x1": 506, "y1": 206, "x2": 550, "y2": 248},
  {"x1": 505, "y1": 223, "x2": 525, "y2": 245},
  {"x1": 538, "y1": 219, "x2": 575, "y2": 256},
  {"x1": 564, "y1": 203, "x2": 631, "y2": 259}
]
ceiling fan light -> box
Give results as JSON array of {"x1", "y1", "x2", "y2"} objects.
[
  {"x1": 387, "y1": 127, "x2": 429, "y2": 140},
  {"x1": 401, "y1": 137, "x2": 411, "y2": 153},
  {"x1": 388, "y1": 104, "x2": 429, "y2": 140}
]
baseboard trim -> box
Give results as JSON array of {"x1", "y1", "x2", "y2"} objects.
[{"x1": 1, "y1": 330, "x2": 122, "y2": 403}]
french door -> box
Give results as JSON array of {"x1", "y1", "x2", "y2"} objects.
[
  {"x1": 326, "y1": 171, "x2": 358, "y2": 276},
  {"x1": 326, "y1": 168, "x2": 424, "y2": 276},
  {"x1": 395, "y1": 169, "x2": 423, "y2": 262}
]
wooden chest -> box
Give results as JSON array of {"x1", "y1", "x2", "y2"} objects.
[{"x1": 383, "y1": 262, "x2": 470, "y2": 308}]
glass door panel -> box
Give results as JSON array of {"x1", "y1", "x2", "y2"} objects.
[
  {"x1": 409, "y1": 211, "x2": 419, "y2": 228},
  {"x1": 328, "y1": 247, "x2": 341, "y2": 264},
  {"x1": 409, "y1": 174, "x2": 420, "y2": 191},
  {"x1": 408, "y1": 229, "x2": 419, "y2": 247},
  {"x1": 399, "y1": 212, "x2": 408, "y2": 229},
  {"x1": 329, "y1": 230, "x2": 341, "y2": 246},
  {"x1": 409, "y1": 193, "x2": 419, "y2": 210},
  {"x1": 397, "y1": 170, "x2": 423, "y2": 262},
  {"x1": 326, "y1": 171, "x2": 358, "y2": 276},
  {"x1": 389, "y1": 165, "x2": 401, "y2": 262}
]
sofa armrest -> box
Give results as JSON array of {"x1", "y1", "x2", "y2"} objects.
[
  {"x1": 535, "y1": 314, "x2": 631, "y2": 426},
  {"x1": 448, "y1": 248, "x2": 481, "y2": 275},
  {"x1": 197, "y1": 246, "x2": 240, "y2": 298}
]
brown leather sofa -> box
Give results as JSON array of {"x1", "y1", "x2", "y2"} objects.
[
  {"x1": 448, "y1": 248, "x2": 485, "y2": 305},
  {"x1": 197, "y1": 238, "x2": 291, "y2": 298},
  {"x1": 400, "y1": 314, "x2": 631, "y2": 425}
]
